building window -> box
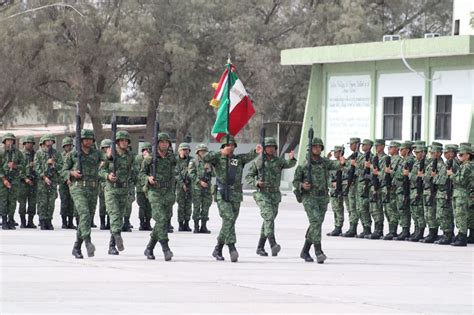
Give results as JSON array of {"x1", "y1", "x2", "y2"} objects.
[
  {"x1": 454, "y1": 19, "x2": 460, "y2": 36},
  {"x1": 411, "y1": 96, "x2": 422, "y2": 140},
  {"x1": 383, "y1": 97, "x2": 403, "y2": 140},
  {"x1": 435, "y1": 95, "x2": 452, "y2": 140}
]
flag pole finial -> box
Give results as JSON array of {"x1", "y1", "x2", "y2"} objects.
[{"x1": 227, "y1": 53, "x2": 231, "y2": 64}]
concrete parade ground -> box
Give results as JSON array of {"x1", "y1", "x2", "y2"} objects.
[{"x1": 0, "y1": 193, "x2": 472, "y2": 314}]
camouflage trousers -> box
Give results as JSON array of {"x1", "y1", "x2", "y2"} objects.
[
  {"x1": 369, "y1": 192, "x2": 384, "y2": 225},
  {"x1": 347, "y1": 181, "x2": 359, "y2": 225},
  {"x1": 330, "y1": 195, "x2": 348, "y2": 228},
  {"x1": 302, "y1": 195, "x2": 329, "y2": 243},
  {"x1": 18, "y1": 182, "x2": 37, "y2": 216},
  {"x1": 148, "y1": 189, "x2": 175, "y2": 242},
  {"x1": 453, "y1": 196, "x2": 469, "y2": 234},
  {"x1": 216, "y1": 195, "x2": 240, "y2": 245},
  {"x1": 69, "y1": 184, "x2": 98, "y2": 239},
  {"x1": 410, "y1": 189, "x2": 425, "y2": 229},
  {"x1": 0, "y1": 184, "x2": 18, "y2": 217},
  {"x1": 105, "y1": 187, "x2": 128, "y2": 234},
  {"x1": 382, "y1": 187, "x2": 398, "y2": 228},
  {"x1": 436, "y1": 197, "x2": 454, "y2": 233},
  {"x1": 396, "y1": 193, "x2": 411, "y2": 228},
  {"x1": 469, "y1": 197, "x2": 474, "y2": 229},
  {"x1": 176, "y1": 189, "x2": 192, "y2": 222},
  {"x1": 98, "y1": 186, "x2": 107, "y2": 217},
  {"x1": 37, "y1": 182, "x2": 58, "y2": 220},
  {"x1": 125, "y1": 186, "x2": 135, "y2": 218},
  {"x1": 423, "y1": 193, "x2": 438, "y2": 229},
  {"x1": 59, "y1": 183, "x2": 74, "y2": 217},
  {"x1": 254, "y1": 192, "x2": 280, "y2": 238},
  {"x1": 356, "y1": 182, "x2": 372, "y2": 228},
  {"x1": 192, "y1": 189, "x2": 212, "y2": 222},
  {"x1": 137, "y1": 191, "x2": 152, "y2": 220}
]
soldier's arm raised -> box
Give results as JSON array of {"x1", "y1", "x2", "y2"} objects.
[
  {"x1": 202, "y1": 151, "x2": 220, "y2": 166},
  {"x1": 245, "y1": 161, "x2": 259, "y2": 188}
]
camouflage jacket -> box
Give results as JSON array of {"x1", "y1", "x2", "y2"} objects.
[
  {"x1": 423, "y1": 157, "x2": 444, "y2": 196},
  {"x1": 1, "y1": 146, "x2": 25, "y2": 184},
  {"x1": 22, "y1": 149, "x2": 37, "y2": 184},
  {"x1": 62, "y1": 146, "x2": 103, "y2": 188},
  {"x1": 188, "y1": 156, "x2": 214, "y2": 192},
  {"x1": 452, "y1": 160, "x2": 471, "y2": 198},
  {"x1": 246, "y1": 154, "x2": 296, "y2": 193},
  {"x1": 176, "y1": 155, "x2": 193, "y2": 191},
  {"x1": 328, "y1": 163, "x2": 349, "y2": 196},
  {"x1": 434, "y1": 158, "x2": 459, "y2": 198},
  {"x1": 99, "y1": 149, "x2": 137, "y2": 190},
  {"x1": 293, "y1": 156, "x2": 340, "y2": 200},
  {"x1": 356, "y1": 150, "x2": 374, "y2": 183},
  {"x1": 139, "y1": 150, "x2": 177, "y2": 193},
  {"x1": 34, "y1": 147, "x2": 63, "y2": 185}
]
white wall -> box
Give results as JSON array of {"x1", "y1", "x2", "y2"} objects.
[
  {"x1": 376, "y1": 72, "x2": 425, "y2": 141},
  {"x1": 453, "y1": 0, "x2": 474, "y2": 35}
]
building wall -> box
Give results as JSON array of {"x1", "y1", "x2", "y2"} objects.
[{"x1": 453, "y1": 0, "x2": 474, "y2": 35}]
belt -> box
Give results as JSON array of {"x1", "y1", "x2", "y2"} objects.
[
  {"x1": 109, "y1": 181, "x2": 128, "y2": 188},
  {"x1": 73, "y1": 180, "x2": 97, "y2": 188},
  {"x1": 152, "y1": 181, "x2": 172, "y2": 189},
  {"x1": 259, "y1": 186, "x2": 280, "y2": 193}
]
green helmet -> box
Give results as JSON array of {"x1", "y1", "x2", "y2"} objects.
[
  {"x1": 2, "y1": 132, "x2": 16, "y2": 144},
  {"x1": 100, "y1": 139, "x2": 112, "y2": 148},
  {"x1": 141, "y1": 142, "x2": 152, "y2": 151},
  {"x1": 40, "y1": 134, "x2": 55, "y2": 145},
  {"x1": 116, "y1": 130, "x2": 131, "y2": 142},
  {"x1": 220, "y1": 135, "x2": 237, "y2": 148},
  {"x1": 178, "y1": 142, "x2": 190, "y2": 150},
  {"x1": 81, "y1": 129, "x2": 95, "y2": 140},
  {"x1": 195, "y1": 143, "x2": 208, "y2": 154},
  {"x1": 62, "y1": 136, "x2": 74, "y2": 147},
  {"x1": 157, "y1": 132, "x2": 172, "y2": 147},
  {"x1": 264, "y1": 137, "x2": 277, "y2": 148},
  {"x1": 22, "y1": 135, "x2": 35, "y2": 145},
  {"x1": 311, "y1": 137, "x2": 324, "y2": 150}
]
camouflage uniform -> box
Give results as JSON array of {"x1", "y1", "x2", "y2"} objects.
[
  {"x1": 35, "y1": 134, "x2": 63, "y2": 230},
  {"x1": 246, "y1": 137, "x2": 296, "y2": 256},
  {"x1": 407, "y1": 145, "x2": 427, "y2": 242},
  {"x1": 136, "y1": 142, "x2": 152, "y2": 231},
  {"x1": 122, "y1": 144, "x2": 137, "y2": 232},
  {"x1": 99, "y1": 131, "x2": 137, "y2": 254},
  {"x1": 98, "y1": 139, "x2": 112, "y2": 230},
  {"x1": 141, "y1": 132, "x2": 177, "y2": 261},
  {"x1": 341, "y1": 137, "x2": 361, "y2": 238},
  {"x1": 188, "y1": 144, "x2": 214, "y2": 233},
  {"x1": 18, "y1": 135, "x2": 38, "y2": 228},
  {"x1": 62, "y1": 129, "x2": 102, "y2": 258},
  {"x1": 355, "y1": 139, "x2": 374, "y2": 238},
  {"x1": 204, "y1": 135, "x2": 258, "y2": 263},
  {"x1": 175, "y1": 142, "x2": 193, "y2": 231},
  {"x1": 1, "y1": 133, "x2": 25, "y2": 229},
  {"x1": 59, "y1": 137, "x2": 76, "y2": 229}
]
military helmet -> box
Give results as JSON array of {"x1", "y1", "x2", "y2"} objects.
[
  {"x1": 40, "y1": 134, "x2": 56, "y2": 145},
  {"x1": 157, "y1": 132, "x2": 172, "y2": 147},
  {"x1": 264, "y1": 137, "x2": 277, "y2": 148},
  {"x1": 141, "y1": 142, "x2": 152, "y2": 151},
  {"x1": 2, "y1": 132, "x2": 16, "y2": 144},
  {"x1": 100, "y1": 139, "x2": 112, "y2": 148},
  {"x1": 333, "y1": 145, "x2": 343, "y2": 152},
  {"x1": 220, "y1": 135, "x2": 237, "y2": 148},
  {"x1": 62, "y1": 136, "x2": 74, "y2": 147},
  {"x1": 311, "y1": 137, "x2": 324, "y2": 150},
  {"x1": 195, "y1": 143, "x2": 208, "y2": 154},
  {"x1": 178, "y1": 142, "x2": 190, "y2": 150},
  {"x1": 116, "y1": 130, "x2": 131, "y2": 143},
  {"x1": 81, "y1": 129, "x2": 95, "y2": 140},
  {"x1": 22, "y1": 135, "x2": 35, "y2": 145}
]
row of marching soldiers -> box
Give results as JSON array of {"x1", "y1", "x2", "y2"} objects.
[{"x1": 325, "y1": 138, "x2": 473, "y2": 247}]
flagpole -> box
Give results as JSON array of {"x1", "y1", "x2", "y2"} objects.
[{"x1": 224, "y1": 55, "x2": 231, "y2": 202}]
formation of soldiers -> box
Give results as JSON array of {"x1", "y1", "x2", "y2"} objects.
[{"x1": 0, "y1": 131, "x2": 472, "y2": 264}]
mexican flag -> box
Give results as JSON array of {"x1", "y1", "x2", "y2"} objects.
[{"x1": 210, "y1": 63, "x2": 255, "y2": 141}]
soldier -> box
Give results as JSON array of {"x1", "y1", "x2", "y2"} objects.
[
  {"x1": 35, "y1": 134, "x2": 62, "y2": 230},
  {"x1": 189, "y1": 143, "x2": 214, "y2": 233},
  {"x1": 99, "y1": 130, "x2": 137, "y2": 255},
  {"x1": 18, "y1": 135, "x2": 38, "y2": 229},
  {"x1": 449, "y1": 145, "x2": 472, "y2": 246},
  {"x1": 122, "y1": 143, "x2": 137, "y2": 232},
  {"x1": 464, "y1": 143, "x2": 474, "y2": 244},
  {"x1": 204, "y1": 135, "x2": 261, "y2": 262},
  {"x1": 59, "y1": 137, "x2": 76, "y2": 229},
  {"x1": 420, "y1": 143, "x2": 444, "y2": 243},
  {"x1": 355, "y1": 139, "x2": 374, "y2": 238},
  {"x1": 136, "y1": 142, "x2": 153, "y2": 231},
  {"x1": 246, "y1": 137, "x2": 296, "y2": 256},
  {"x1": 141, "y1": 132, "x2": 177, "y2": 261},
  {"x1": 1, "y1": 133, "x2": 25, "y2": 229},
  {"x1": 293, "y1": 137, "x2": 345, "y2": 263},
  {"x1": 341, "y1": 137, "x2": 361, "y2": 238},
  {"x1": 62, "y1": 129, "x2": 103, "y2": 259},
  {"x1": 176, "y1": 142, "x2": 193, "y2": 232},
  {"x1": 406, "y1": 144, "x2": 426, "y2": 242},
  {"x1": 326, "y1": 145, "x2": 348, "y2": 237},
  {"x1": 98, "y1": 139, "x2": 112, "y2": 230},
  {"x1": 381, "y1": 141, "x2": 402, "y2": 240}
]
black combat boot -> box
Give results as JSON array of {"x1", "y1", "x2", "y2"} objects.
[
  {"x1": 193, "y1": 220, "x2": 200, "y2": 233},
  {"x1": 408, "y1": 226, "x2": 419, "y2": 241},
  {"x1": 39, "y1": 219, "x2": 46, "y2": 230},
  {"x1": 167, "y1": 220, "x2": 174, "y2": 233},
  {"x1": 144, "y1": 218, "x2": 152, "y2": 231},
  {"x1": 436, "y1": 231, "x2": 454, "y2": 245},
  {"x1": 91, "y1": 217, "x2": 97, "y2": 228},
  {"x1": 212, "y1": 242, "x2": 225, "y2": 261},
  {"x1": 122, "y1": 217, "x2": 132, "y2": 232},
  {"x1": 139, "y1": 218, "x2": 146, "y2": 231},
  {"x1": 105, "y1": 215, "x2": 110, "y2": 230},
  {"x1": 467, "y1": 229, "x2": 474, "y2": 244},
  {"x1": 72, "y1": 234, "x2": 84, "y2": 259},
  {"x1": 367, "y1": 222, "x2": 383, "y2": 240},
  {"x1": 113, "y1": 233, "x2": 124, "y2": 251},
  {"x1": 20, "y1": 214, "x2": 27, "y2": 228},
  {"x1": 108, "y1": 235, "x2": 119, "y2": 255},
  {"x1": 7, "y1": 215, "x2": 16, "y2": 230},
  {"x1": 357, "y1": 226, "x2": 371, "y2": 238},
  {"x1": 100, "y1": 215, "x2": 107, "y2": 230},
  {"x1": 183, "y1": 220, "x2": 192, "y2": 232},
  {"x1": 256, "y1": 236, "x2": 268, "y2": 256},
  {"x1": 61, "y1": 215, "x2": 68, "y2": 229},
  {"x1": 420, "y1": 228, "x2": 438, "y2": 243},
  {"x1": 83, "y1": 235, "x2": 96, "y2": 257},
  {"x1": 144, "y1": 238, "x2": 158, "y2": 259},
  {"x1": 67, "y1": 216, "x2": 76, "y2": 229},
  {"x1": 409, "y1": 227, "x2": 424, "y2": 242},
  {"x1": 2, "y1": 216, "x2": 9, "y2": 230},
  {"x1": 268, "y1": 235, "x2": 281, "y2": 257},
  {"x1": 300, "y1": 240, "x2": 314, "y2": 262},
  {"x1": 383, "y1": 224, "x2": 398, "y2": 240},
  {"x1": 314, "y1": 242, "x2": 327, "y2": 264},
  {"x1": 46, "y1": 219, "x2": 54, "y2": 230},
  {"x1": 228, "y1": 244, "x2": 239, "y2": 263},
  {"x1": 326, "y1": 226, "x2": 342, "y2": 236},
  {"x1": 199, "y1": 220, "x2": 211, "y2": 234},
  {"x1": 341, "y1": 224, "x2": 357, "y2": 238},
  {"x1": 178, "y1": 221, "x2": 185, "y2": 231},
  {"x1": 159, "y1": 240, "x2": 173, "y2": 261},
  {"x1": 451, "y1": 233, "x2": 467, "y2": 247},
  {"x1": 26, "y1": 215, "x2": 36, "y2": 228}
]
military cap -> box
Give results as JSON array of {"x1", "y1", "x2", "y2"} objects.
[
  {"x1": 362, "y1": 139, "x2": 374, "y2": 146},
  {"x1": 2, "y1": 132, "x2": 16, "y2": 144},
  {"x1": 116, "y1": 130, "x2": 131, "y2": 142},
  {"x1": 22, "y1": 135, "x2": 35, "y2": 145},
  {"x1": 333, "y1": 145, "x2": 343, "y2": 152},
  {"x1": 430, "y1": 145, "x2": 443, "y2": 152},
  {"x1": 430, "y1": 141, "x2": 443, "y2": 148},
  {"x1": 414, "y1": 140, "x2": 426, "y2": 147},
  {"x1": 400, "y1": 141, "x2": 411, "y2": 149},
  {"x1": 388, "y1": 141, "x2": 401, "y2": 148},
  {"x1": 348, "y1": 137, "x2": 361, "y2": 144},
  {"x1": 178, "y1": 142, "x2": 190, "y2": 150},
  {"x1": 100, "y1": 139, "x2": 112, "y2": 148},
  {"x1": 141, "y1": 142, "x2": 152, "y2": 151},
  {"x1": 311, "y1": 137, "x2": 324, "y2": 150},
  {"x1": 220, "y1": 135, "x2": 237, "y2": 148},
  {"x1": 413, "y1": 145, "x2": 426, "y2": 153},
  {"x1": 264, "y1": 137, "x2": 277, "y2": 148},
  {"x1": 459, "y1": 142, "x2": 471, "y2": 147},
  {"x1": 458, "y1": 145, "x2": 472, "y2": 155},
  {"x1": 81, "y1": 129, "x2": 95, "y2": 140},
  {"x1": 444, "y1": 144, "x2": 458, "y2": 152},
  {"x1": 195, "y1": 143, "x2": 208, "y2": 154},
  {"x1": 374, "y1": 139, "x2": 385, "y2": 146},
  {"x1": 62, "y1": 136, "x2": 73, "y2": 147}
]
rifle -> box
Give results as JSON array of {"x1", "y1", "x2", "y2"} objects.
[
  {"x1": 111, "y1": 113, "x2": 117, "y2": 175},
  {"x1": 306, "y1": 118, "x2": 314, "y2": 185},
  {"x1": 199, "y1": 163, "x2": 212, "y2": 190},
  {"x1": 26, "y1": 150, "x2": 36, "y2": 193},
  {"x1": 425, "y1": 158, "x2": 438, "y2": 207},
  {"x1": 332, "y1": 145, "x2": 345, "y2": 198},
  {"x1": 361, "y1": 150, "x2": 371, "y2": 198},
  {"x1": 370, "y1": 155, "x2": 381, "y2": 202},
  {"x1": 259, "y1": 127, "x2": 266, "y2": 182},
  {"x1": 443, "y1": 159, "x2": 454, "y2": 209},
  {"x1": 401, "y1": 160, "x2": 413, "y2": 210},
  {"x1": 382, "y1": 156, "x2": 392, "y2": 203},
  {"x1": 343, "y1": 143, "x2": 360, "y2": 196},
  {"x1": 412, "y1": 157, "x2": 425, "y2": 206},
  {"x1": 180, "y1": 156, "x2": 191, "y2": 194},
  {"x1": 6, "y1": 145, "x2": 14, "y2": 192},
  {"x1": 151, "y1": 112, "x2": 159, "y2": 180},
  {"x1": 47, "y1": 145, "x2": 56, "y2": 192},
  {"x1": 75, "y1": 104, "x2": 83, "y2": 175}
]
